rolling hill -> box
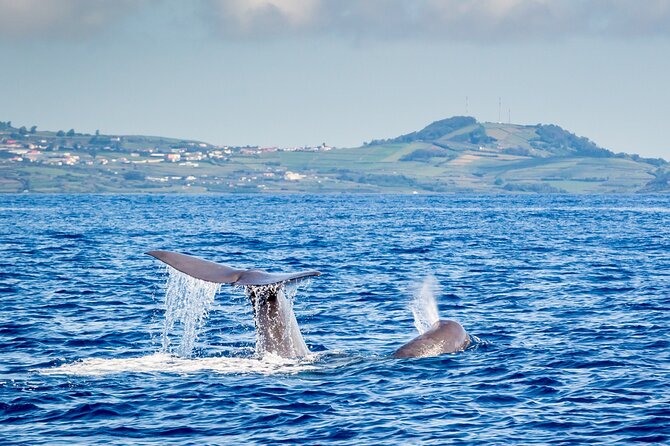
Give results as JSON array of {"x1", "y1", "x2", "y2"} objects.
[{"x1": 1, "y1": 117, "x2": 668, "y2": 193}]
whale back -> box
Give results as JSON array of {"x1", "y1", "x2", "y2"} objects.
[{"x1": 392, "y1": 320, "x2": 470, "y2": 358}]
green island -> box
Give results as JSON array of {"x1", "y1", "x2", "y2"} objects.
[{"x1": 1, "y1": 117, "x2": 668, "y2": 193}]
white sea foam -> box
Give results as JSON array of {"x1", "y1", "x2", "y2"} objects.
[
  {"x1": 410, "y1": 275, "x2": 440, "y2": 334},
  {"x1": 0, "y1": 207, "x2": 48, "y2": 212},
  {"x1": 39, "y1": 352, "x2": 319, "y2": 376}
]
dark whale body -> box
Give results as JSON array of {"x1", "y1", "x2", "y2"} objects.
[{"x1": 392, "y1": 320, "x2": 470, "y2": 358}]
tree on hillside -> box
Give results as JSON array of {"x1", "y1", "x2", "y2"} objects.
[
  {"x1": 66, "y1": 129, "x2": 75, "y2": 137},
  {"x1": 18, "y1": 126, "x2": 27, "y2": 135},
  {"x1": 123, "y1": 171, "x2": 145, "y2": 181},
  {"x1": 532, "y1": 124, "x2": 612, "y2": 157},
  {"x1": 30, "y1": 126, "x2": 37, "y2": 134},
  {"x1": 56, "y1": 130, "x2": 65, "y2": 137},
  {"x1": 369, "y1": 116, "x2": 480, "y2": 145}
]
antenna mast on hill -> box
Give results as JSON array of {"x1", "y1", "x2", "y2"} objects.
[{"x1": 498, "y1": 97, "x2": 502, "y2": 123}]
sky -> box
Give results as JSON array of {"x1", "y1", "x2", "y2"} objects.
[{"x1": 1, "y1": 0, "x2": 670, "y2": 158}]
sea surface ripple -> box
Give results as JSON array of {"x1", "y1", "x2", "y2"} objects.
[{"x1": 1, "y1": 194, "x2": 669, "y2": 444}]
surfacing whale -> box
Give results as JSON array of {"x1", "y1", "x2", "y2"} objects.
[
  {"x1": 147, "y1": 250, "x2": 320, "y2": 358},
  {"x1": 392, "y1": 319, "x2": 470, "y2": 358}
]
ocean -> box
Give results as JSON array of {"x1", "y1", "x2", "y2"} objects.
[{"x1": 1, "y1": 194, "x2": 669, "y2": 444}]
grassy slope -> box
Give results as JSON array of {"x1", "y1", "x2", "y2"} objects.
[
  {"x1": 1, "y1": 122, "x2": 665, "y2": 193},
  {"x1": 2, "y1": 144, "x2": 659, "y2": 194},
  {"x1": 227, "y1": 138, "x2": 658, "y2": 193}
]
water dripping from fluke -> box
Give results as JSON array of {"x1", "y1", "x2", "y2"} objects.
[
  {"x1": 145, "y1": 250, "x2": 320, "y2": 360},
  {"x1": 161, "y1": 266, "x2": 220, "y2": 357},
  {"x1": 159, "y1": 264, "x2": 311, "y2": 361}
]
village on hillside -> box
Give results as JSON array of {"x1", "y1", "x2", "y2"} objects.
[
  {"x1": 0, "y1": 120, "x2": 333, "y2": 166},
  {"x1": 0, "y1": 120, "x2": 336, "y2": 192}
]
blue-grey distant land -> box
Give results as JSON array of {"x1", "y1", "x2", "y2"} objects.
[{"x1": 1, "y1": 117, "x2": 668, "y2": 194}]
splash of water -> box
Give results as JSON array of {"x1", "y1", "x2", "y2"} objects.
[
  {"x1": 245, "y1": 282, "x2": 309, "y2": 358},
  {"x1": 409, "y1": 275, "x2": 440, "y2": 334},
  {"x1": 161, "y1": 266, "x2": 221, "y2": 357}
]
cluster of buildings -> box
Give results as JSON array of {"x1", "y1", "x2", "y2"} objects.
[
  {"x1": 1, "y1": 146, "x2": 81, "y2": 166},
  {"x1": 0, "y1": 136, "x2": 233, "y2": 167},
  {"x1": 238, "y1": 143, "x2": 334, "y2": 155},
  {"x1": 0, "y1": 135, "x2": 334, "y2": 168},
  {"x1": 0, "y1": 132, "x2": 332, "y2": 189}
]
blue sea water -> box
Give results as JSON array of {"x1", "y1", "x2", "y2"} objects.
[{"x1": 1, "y1": 194, "x2": 669, "y2": 445}]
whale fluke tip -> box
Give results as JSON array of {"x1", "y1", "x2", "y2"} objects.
[{"x1": 146, "y1": 250, "x2": 320, "y2": 286}]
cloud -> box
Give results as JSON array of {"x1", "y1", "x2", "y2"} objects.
[
  {"x1": 204, "y1": 0, "x2": 321, "y2": 37},
  {"x1": 0, "y1": 0, "x2": 143, "y2": 40},
  {"x1": 3, "y1": 0, "x2": 669, "y2": 42},
  {"x1": 203, "y1": 0, "x2": 670, "y2": 41}
]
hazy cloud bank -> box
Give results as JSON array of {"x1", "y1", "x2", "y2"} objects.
[
  {"x1": 2, "y1": 0, "x2": 670, "y2": 42},
  {"x1": 0, "y1": 0, "x2": 144, "y2": 40},
  {"x1": 205, "y1": 0, "x2": 670, "y2": 41}
]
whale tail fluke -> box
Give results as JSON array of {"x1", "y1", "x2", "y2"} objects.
[{"x1": 146, "y1": 250, "x2": 320, "y2": 286}]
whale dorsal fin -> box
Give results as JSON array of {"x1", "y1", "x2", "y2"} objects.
[{"x1": 146, "y1": 250, "x2": 320, "y2": 286}]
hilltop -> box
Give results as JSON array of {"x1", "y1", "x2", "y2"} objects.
[
  {"x1": 1, "y1": 118, "x2": 668, "y2": 193},
  {"x1": 361, "y1": 116, "x2": 668, "y2": 193}
]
